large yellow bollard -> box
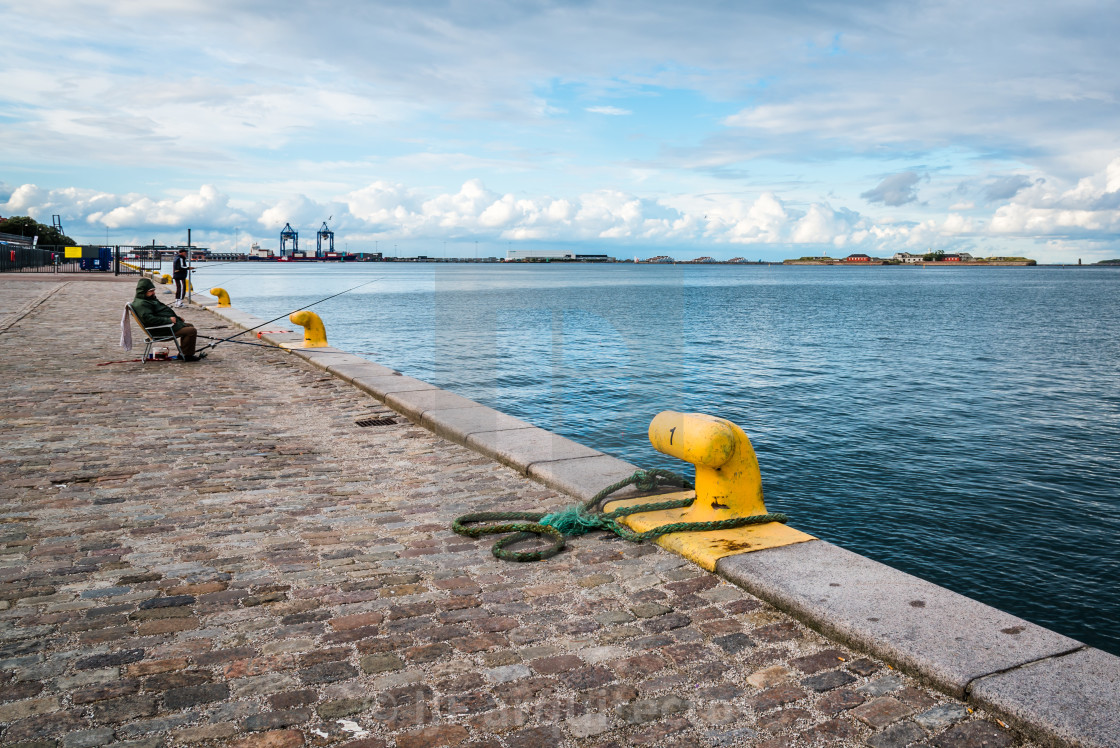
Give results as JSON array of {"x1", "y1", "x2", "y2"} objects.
[
  {"x1": 209, "y1": 287, "x2": 231, "y2": 307},
  {"x1": 603, "y1": 411, "x2": 815, "y2": 570},
  {"x1": 648, "y1": 411, "x2": 765, "y2": 519},
  {"x1": 288, "y1": 310, "x2": 329, "y2": 347},
  {"x1": 160, "y1": 274, "x2": 172, "y2": 284}
]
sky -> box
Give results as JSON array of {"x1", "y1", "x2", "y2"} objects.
[{"x1": 2, "y1": 0, "x2": 1119, "y2": 262}]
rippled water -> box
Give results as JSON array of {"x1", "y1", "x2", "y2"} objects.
[{"x1": 184, "y1": 261, "x2": 1120, "y2": 654}]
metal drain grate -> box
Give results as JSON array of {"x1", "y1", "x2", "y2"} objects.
[{"x1": 356, "y1": 416, "x2": 397, "y2": 427}]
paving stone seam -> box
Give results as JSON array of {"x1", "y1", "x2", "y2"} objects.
[{"x1": 0, "y1": 281, "x2": 71, "y2": 334}]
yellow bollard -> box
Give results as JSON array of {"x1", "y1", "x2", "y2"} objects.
[
  {"x1": 209, "y1": 287, "x2": 231, "y2": 307},
  {"x1": 603, "y1": 411, "x2": 814, "y2": 570},
  {"x1": 287, "y1": 310, "x2": 329, "y2": 348},
  {"x1": 648, "y1": 411, "x2": 765, "y2": 517},
  {"x1": 160, "y1": 274, "x2": 172, "y2": 284}
]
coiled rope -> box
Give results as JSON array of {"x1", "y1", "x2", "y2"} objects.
[{"x1": 451, "y1": 468, "x2": 788, "y2": 562}]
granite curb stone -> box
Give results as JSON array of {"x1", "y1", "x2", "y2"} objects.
[
  {"x1": 465, "y1": 426, "x2": 603, "y2": 474},
  {"x1": 968, "y1": 647, "x2": 1120, "y2": 748},
  {"x1": 527, "y1": 453, "x2": 652, "y2": 503},
  {"x1": 718, "y1": 542, "x2": 1120, "y2": 745},
  {"x1": 715, "y1": 541, "x2": 1092, "y2": 699},
  {"x1": 420, "y1": 406, "x2": 536, "y2": 445},
  {"x1": 384, "y1": 390, "x2": 481, "y2": 424},
  {"x1": 326, "y1": 361, "x2": 400, "y2": 383},
  {"x1": 348, "y1": 374, "x2": 440, "y2": 403}
]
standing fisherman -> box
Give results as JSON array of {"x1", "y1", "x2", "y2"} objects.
[
  {"x1": 131, "y1": 278, "x2": 205, "y2": 361},
  {"x1": 172, "y1": 248, "x2": 191, "y2": 307}
]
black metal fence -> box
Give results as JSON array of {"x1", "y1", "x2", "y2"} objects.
[
  {"x1": 0, "y1": 246, "x2": 72, "y2": 273},
  {"x1": 0, "y1": 246, "x2": 164, "y2": 275}
]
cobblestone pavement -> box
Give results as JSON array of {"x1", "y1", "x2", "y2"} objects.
[
  {"x1": 0, "y1": 280, "x2": 67, "y2": 333},
  {"x1": 1, "y1": 277, "x2": 1037, "y2": 748}
]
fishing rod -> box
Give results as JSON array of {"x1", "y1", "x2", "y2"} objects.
[
  {"x1": 184, "y1": 259, "x2": 253, "y2": 302},
  {"x1": 188, "y1": 260, "x2": 246, "y2": 271},
  {"x1": 200, "y1": 276, "x2": 383, "y2": 352},
  {"x1": 162, "y1": 260, "x2": 244, "y2": 288},
  {"x1": 196, "y1": 334, "x2": 273, "y2": 348},
  {"x1": 194, "y1": 268, "x2": 261, "y2": 294}
]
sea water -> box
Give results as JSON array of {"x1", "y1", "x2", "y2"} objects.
[{"x1": 183, "y1": 261, "x2": 1120, "y2": 655}]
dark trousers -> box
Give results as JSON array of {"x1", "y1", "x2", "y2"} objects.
[
  {"x1": 176, "y1": 324, "x2": 197, "y2": 358},
  {"x1": 174, "y1": 277, "x2": 187, "y2": 300}
]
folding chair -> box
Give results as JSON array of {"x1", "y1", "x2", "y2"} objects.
[{"x1": 126, "y1": 304, "x2": 183, "y2": 362}]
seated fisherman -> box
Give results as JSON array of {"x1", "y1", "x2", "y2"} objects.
[{"x1": 131, "y1": 278, "x2": 205, "y2": 361}]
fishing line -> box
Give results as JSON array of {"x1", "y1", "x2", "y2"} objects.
[
  {"x1": 200, "y1": 276, "x2": 383, "y2": 352},
  {"x1": 193, "y1": 268, "x2": 261, "y2": 294},
  {"x1": 187, "y1": 260, "x2": 245, "y2": 272},
  {"x1": 156, "y1": 260, "x2": 248, "y2": 298},
  {"x1": 196, "y1": 335, "x2": 273, "y2": 349},
  {"x1": 156, "y1": 259, "x2": 243, "y2": 277}
]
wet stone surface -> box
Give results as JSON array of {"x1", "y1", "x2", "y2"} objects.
[{"x1": 0, "y1": 277, "x2": 1037, "y2": 746}]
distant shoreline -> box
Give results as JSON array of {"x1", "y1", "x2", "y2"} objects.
[
  {"x1": 783, "y1": 260, "x2": 1036, "y2": 267},
  {"x1": 161, "y1": 257, "x2": 1120, "y2": 268}
]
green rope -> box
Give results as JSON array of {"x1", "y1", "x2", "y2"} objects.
[{"x1": 451, "y1": 468, "x2": 788, "y2": 562}]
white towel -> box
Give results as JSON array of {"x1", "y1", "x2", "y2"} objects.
[{"x1": 120, "y1": 306, "x2": 133, "y2": 351}]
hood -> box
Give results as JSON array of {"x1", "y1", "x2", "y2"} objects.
[{"x1": 135, "y1": 278, "x2": 156, "y2": 298}]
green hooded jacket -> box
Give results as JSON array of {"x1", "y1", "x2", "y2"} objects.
[{"x1": 131, "y1": 278, "x2": 185, "y2": 332}]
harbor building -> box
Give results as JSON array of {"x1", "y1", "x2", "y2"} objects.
[
  {"x1": 893, "y1": 251, "x2": 975, "y2": 263},
  {"x1": 505, "y1": 249, "x2": 611, "y2": 262}
]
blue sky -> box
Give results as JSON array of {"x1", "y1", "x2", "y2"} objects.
[{"x1": 2, "y1": 0, "x2": 1119, "y2": 262}]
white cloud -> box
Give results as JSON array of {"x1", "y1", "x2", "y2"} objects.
[
  {"x1": 2, "y1": 184, "x2": 246, "y2": 232},
  {"x1": 421, "y1": 180, "x2": 500, "y2": 229},
  {"x1": 1108, "y1": 159, "x2": 1120, "y2": 194},
  {"x1": 718, "y1": 193, "x2": 790, "y2": 244},
  {"x1": 6, "y1": 153, "x2": 1120, "y2": 263},
  {"x1": 586, "y1": 106, "x2": 632, "y2": 116},
  {"x1": 579, "y1": 191, "x2": 647, "y2": 237},
  {"x1": 344, "y1": 182, "x2": 420, "y2": 224},
  {"x1": 791, "y1": 203, "x2": 861, "y2": 245},
  {"x1": 257, "y1": 194, "x2": 329, "y2": 231},
  {"x1": 478, "y1": 194, "x2": 521, "y2": 227},
  {"x1": 940, "y1": 213, "x2": 975, "y2": 235},
  {"x1": 83, "y1": 185, "x2": 239, "y2": 229},
  {"x1": 3, "y1": 184, "x2": 49, "y2": 215},
  {"x1": 545, "y1": 199, "x2": 574, "y2": 223},
  {"x1": 989, "y1": 157, "x2": 1120, "y2": 235}
]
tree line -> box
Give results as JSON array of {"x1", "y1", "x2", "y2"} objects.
[{"x1": 0, "y1": 216, "x2": 76, "y2": 246}]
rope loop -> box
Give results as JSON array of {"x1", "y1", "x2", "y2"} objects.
[
  {"x1": 450, "y1": 468, "x2": 788, "y2": 562},
  {"x1": 452, "y1": 512, "x2": 566, "y2": 562}
]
